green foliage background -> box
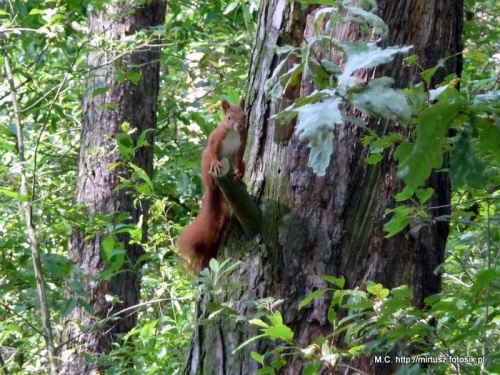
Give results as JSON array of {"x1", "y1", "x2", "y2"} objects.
[{"x1": 0, "y1": 0, "x2": 499, "y2": 373}]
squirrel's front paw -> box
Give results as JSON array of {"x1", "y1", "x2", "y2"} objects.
[
  {"x1": 233, "y1": 169, "x2": 243, "y2": 180},
  {"x1": 209, "y1": 160, "x2": 222, "y2": 175}
]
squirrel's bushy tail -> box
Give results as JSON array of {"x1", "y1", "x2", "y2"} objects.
[{"x1": 177, "y1": 188, "x2": 228, "y2": 274}]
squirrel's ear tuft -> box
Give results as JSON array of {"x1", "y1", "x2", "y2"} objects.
[
  {"x1": 239, "y1": 97, "x2": 245, "y2": 110},
  {"x1": 222, "y1": 99, "x2": 230, "y2": 113}
]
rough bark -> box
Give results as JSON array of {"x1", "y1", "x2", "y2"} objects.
[
  {"x1": 184, "y1": 0, "x2": 462, "y2": 374},
  {"x1": 60, "y1": 1, "x2": 166, "y2": 373}
]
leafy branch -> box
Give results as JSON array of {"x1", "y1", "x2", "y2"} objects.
[{"x1": 266, "y1": 4, "x2": 412, "y2": 176}]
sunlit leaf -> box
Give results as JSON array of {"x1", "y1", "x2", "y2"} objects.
[
  {"x1": 396, "y1": 89, "x2": 467, "y2": 189},
  {"x1": 337, "y1": 42, "x2": 412, "y2": 88},
  {"x1": 295, "y1": 96, "x2": 343, "y2": 176},
  {"x1": 352, "y1": 77, "x2": 411, "y2": 124}
]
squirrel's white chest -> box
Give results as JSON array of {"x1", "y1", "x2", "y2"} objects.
[{"x1": 219, "y1": 130, "x2": 241, "y2": 161}]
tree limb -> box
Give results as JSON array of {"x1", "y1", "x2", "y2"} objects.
[{"x1": 211, "y1": 158, "x2": 261, "y2": 236}]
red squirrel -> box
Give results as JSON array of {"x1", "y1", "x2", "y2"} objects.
[{"x1": 177, "y1": 97, "x2": 247, "y2": 274}]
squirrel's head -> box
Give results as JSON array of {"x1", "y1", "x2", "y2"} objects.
[{"x1": 221, "y1": 97, "x2": 245, "y2": 131}]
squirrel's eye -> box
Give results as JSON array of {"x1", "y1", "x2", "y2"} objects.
[{"x1": 227, "y1": 115, "x2": 231, "y2": 120}]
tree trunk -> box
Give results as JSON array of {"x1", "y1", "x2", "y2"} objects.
[
  {"x1": 184, "y1": 0, "x2": 463, "y2": 374},
  {"x1": 61, "y1": 1, "x2": 166, "y2": 373}
]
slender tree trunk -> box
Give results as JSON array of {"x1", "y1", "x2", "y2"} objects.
[
  {"x1": 183, "y1": 0, "x2": 462, "y2": 374},
  {"x1": 61, "y1": 1, "x2": 166, "y2": 373},
  {"x1": 4, "y1": 46, "x2": 59, "y2": 375}
]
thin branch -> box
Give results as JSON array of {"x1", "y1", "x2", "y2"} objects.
[
  {"x1": 0, "y1": 350, "x2": 9, "y2": 375},
  {"x1": 110, "y1": 297, "x2": 192, "y2": 317},
  {"x1": 481, "y1": 199, "x2": 492, "y2": 374},
  {"x1": 428, "y1": 196, "x2": 500, "y2": 211},
  {"x1": 0, "y1": 28, "x2": 43, "y2": 33},
  {"x1": 450, "y1": 254, "x2": 475, "y2": 285},
  {"x1": 0, "y1": 78, "x2": 31, "y2": 102},
  {"x1": 57, "y1": 297, "x2": 192, "y2": 351},
  {"x1": 2, "y1": 42, "x2": 59, "y2": 375},
  {"x1": 20, "y1": 84, "x2": 61, "y2": 113},
  {"x1": 0, "y1": 302, "x2": 44, "y2": 337}
]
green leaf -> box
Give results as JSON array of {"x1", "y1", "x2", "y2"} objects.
[
  {"x1": 137, "y1": 130, "x2": 151, "y2": 148},
  {"x1": 266, "y1": 58, "x2": 289, "y2": 97},
  {"x1": 101, "y1": 235, "x2": 116, "y2": 262},
  {"x1": 366, "y1": 281, "x2": 389, "y2": 298},
  {"x1": 59, "y1": 221, "x2": 72, "y2": 235},
  {"x1": 78, "y1": 299, "x2": 95, "y2": 315},
  {"x1": 223, "y1": 2, "x2": 239, "y2": 15},
  {"x1": 249, "y1": 318, "x2": 269, "y2": 328},
  {"x1": 175, "y1": 172, "x2": 190, "y2": 195},
  {"x1": 283, "y1": 63, "x2": 303, "y2": 94},
  {"x1": 295, "y1": 96, "x2": 343, "y2": 176},
  {"x1": 0, "y1": 187, "x2": 18, "y2": 199},
  {"x1": 209, "y1": 258, "x2": 220, "y2": 272},
  {"x1": 61, "y1": 298, "x2": 77, "y2": 316},
  {"x1": 129, "y1": 163, "x2": 154, "y2": 191},
  {"x1": 384, "y1": 206, "x2": 411, "y2": 238},
  {"x1": 420, "y1": 60, "x2": 444, "y2": 84},
  {"x1": 342, "y1": 300, "x2": 373, "y2": 309},
  {"x1": 224, "y1": 87, "x2": 240, "y2": 104},
  {"x1": 450, "y1": 127, "x2": 487, "y2": 189},
  {"x1": 100, "y1": 102, "x2": 119, "y2": 110},
  {"x1": 320, "y1": 59, "x2": 341, "y2": 74},
  {"x1": 265, "y1": 324, "x2": 294, "y2": 343},
  {"x1": 337, "y1": 42, "x2": 412, "y2": 88},
  {"x1": 92, "y1": 87, "x2": 110, "y2": 97},
  {"x1": 352, "y1": 77, "x2": 411, "y2": 124},
  {"x1": 251, "y1": 352, "x2": 264, "y2": 365},
  {"x1": 233, "y1": 334, "x2": 267, "y2": 353},
  {"x1": 331, "y1": 290, "x2": 343, "y2": 307},
  {"x1": 275, "y1": 45, "x2": 298, "y2": 56},
  {"x1": 405, "y1": 83, "x2": 427, "y2": 116},
  {"x1": 475, "y1": 117, "x2": 500, "y2": 163},
  {"x1": 415, "y1": 187, "x2": 434, "y2": 203},
  {"x1": 344, "y1": 116, "x2": 365, "y2": 127},
  {"x1": 256, "y1": 367, "x2": 275, "y2": 375},
  {"x1": 303, "y1": 361, "x2": 320, "y2": 375},
  {"x1": 348, "y1": 344, "x2": 365, "y2": 356},
  {"x1": 395, "y1": 89, "x2": 467, "y2": 189},
  {"x1": 321, "y1": 275, "x2": 345, "y2": 288},
  {"x1": 271, "y1": 358, "x2": 287, "y2": 370},
  {"x1": 29, "y1": 8, "x2": 44, "y2": 15},
  {"x1": 348, "y1": 7, "x2": 388, "y2": 40},
  {"x1": 269, "y1": 82, "x2": 283, "y2": 103},
  {"x1": 268, "y1": 310, "x2": 283, "y2": 326},
  {"x1": 189, "y1": 112, "x2": 209, "y2": 134},
  {"x1": 404, "y1": 55, "x2": 418, "y2": 65},
  {"x1": 327, "y1": 305, "x2": 337, "y2": 324},
  {"x1": 314, "y1": 7, "x2": 337, "y2": 32},
  {"x1": 116, "y1": 133, "x2": 134, "y2": 160},
  {"x1": 299, "y1": 289, "x2": 326, "y2": 310},
  {"x1": 140, "y1": 320, "x2": 158, "y2": 339},
  {"x1": 126, "y1": 71, "x2": 141, "y2": 85},
  {"x1": 395, "y1": 186, "x2": 414, "y2": 202},
  {"x1": 391, "y1": 285, "x2": 413, "y2": 299},
  {"x1": 472, "y1": 269, "x2": 500, "y2": 292},
  {"x1": 365, "y1": 153, "x2": 382, "y2": 165}
]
